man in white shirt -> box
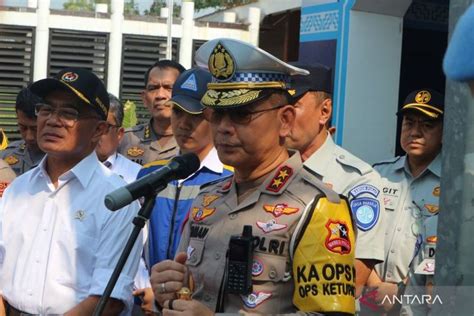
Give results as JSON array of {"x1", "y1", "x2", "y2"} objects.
[
  {"x1": 96, "y1": 93, "x2": 141, "y2": 183},
  {"x1": 0, "y1": 68, "x2": 142, "y2": 315}
]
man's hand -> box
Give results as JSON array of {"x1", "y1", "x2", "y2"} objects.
[
  {"x1": 150, "y1": 252, "x2": 188, "y2": 308},
  {"x1": 133, "y1": 287, "x2": 156, "y2": 315},
  {"x1": 162, "y1": 299, "x2": 214, "y2": 316},
  {"x1": 374, "y1": 281, "x2": 398, "y2": 312}
]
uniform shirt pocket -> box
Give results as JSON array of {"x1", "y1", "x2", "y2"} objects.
[{"x1": 186, "y1": 239, "x2": 205, "y2": 267}]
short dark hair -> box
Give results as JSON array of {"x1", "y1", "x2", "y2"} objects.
[
  {"x1": 16, "y1": 87, "x2": 42, "y2": 119},
  {"x1": 144, "y1": 60, "x2": 186, "y2": 87},
  {"x1": 108, "y1": 93, "x2": 124, "y2": 126}
]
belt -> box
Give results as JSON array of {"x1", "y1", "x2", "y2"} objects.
[{"x1": 4, "y1": 300, "x2": 33, "y2": 316}]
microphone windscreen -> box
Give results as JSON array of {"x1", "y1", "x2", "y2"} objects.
[{"x1": 172, "y1": 153, "x2": 201, "y2": 179}]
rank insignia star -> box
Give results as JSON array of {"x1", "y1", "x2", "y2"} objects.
[
  {"x1": 432, "y1": 186, "x2": 440, "y2": 197},
  {"x1": 265, "y1": 165, "x2": 293, "y2": 192},
  {"x1": 4, "y1": 155, "x2": 18, "y2": 165},
  {"x1": 191, "y1": 207, "x2": 216, "y2": 222},
  {"x1": 202, "y1": 194, "x2": 219, "y2": 207},
  {"x1": 263, "y1": 203, "x2": 299, "y2": 217},
  {"x1": 127, "y1": 146, "x2": 144, "y2": 157}
]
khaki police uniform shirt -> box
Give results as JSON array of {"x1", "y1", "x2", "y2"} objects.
[
  {"x1": 177, "y1": 152, "x2": 345, "y2": 314},
  {"x1": 117, "y1": 120, "x2": 179, "y2": 165},
  {"x1": 303, "y1": 135, "x2": 386, "y2": 262},
  {"x1": 0, "y1": 140, "x2": 44, "y2": 176},
  {"x1": 373, "y1": 154, "x2": 440, "y2": 283}
]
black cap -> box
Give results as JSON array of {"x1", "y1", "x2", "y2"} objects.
[
  {"x1": 30, "y1": 68, "x2": 109, "y2": 119},
  {"x1": 168, "y1": 68, "x2": 212, "y2": 114},
  {"x1": 398, "y1": 89, "x2": 444, "y2": 119},
  {"x1": 288, "y1": 63, "x2": 332, "y2": 100}
]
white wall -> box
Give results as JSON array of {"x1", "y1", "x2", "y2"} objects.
[{"x1": 342, "y1": 10, "x2": 403, "y2": 164}]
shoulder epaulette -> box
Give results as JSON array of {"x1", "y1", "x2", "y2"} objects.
[
  {"x1": 223, "y1": 165, "x2": 234, "y2": 172},
  {"x1": 124, "y1": 123, "x2": 145, "y2": 133},
  {"x1": 142, "y1": 159, "x2": 170, "y2": 169},
  {"x1": 372, "y1": 156, "x2": 402, "y2": 168},
  {"x1": 334, "y1": 146, "x2": 372, "y2": 175},
  {"x1": 300, "y1": 167, "x2": 340, "y2": 204},
  {"x1": 200, "y1": 174, "x2": 233, "y2": 190}
]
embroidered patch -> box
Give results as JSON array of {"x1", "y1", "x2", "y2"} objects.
[
  {"x1": 0, "y1": 182, "x2": 9, "y2": 197},
  {"x1": 4, "y1": 155, "x2": 18, "y2": 165},
  {"x1": 350, "y1": 198, "x2": 380, "y2": 231},
  {"x1": 349, "y1": 183, "x2": 380, "y2": 231},
  {"x1": 424, "y1": 204, "x2": 439, "y2": 214},
  {"x1": 61, "y1": 71, "x2": 79, "y2": 82},
  {"x1": 127, "y1": 146, "x2": 144, "y2": 157},
  {"x1": 349, "y1": 184, "x2": 380, "y2": 198},
  {"x1": 256, "y1": 219, "x2": 287, "y2": 233},
  {"x1": 433, "y1": 186, "x2": 440, "y2": 197},
  {"x1": 263, "y1": 203, "x2": 299, "y2": 217},
  {"x1": 181, "y1": 73, "x2": 198, "y2": 91},
  {"x1": 202, "y1": 194, "x2": 219, "y2": 207},
  {"x1": 219, "y1": 180, "x2": 232, "y2": 192},
  {"x1": 241, "y1": 291, "x2": 272, "y2": 308},
  {"x1": 191, "y1": 207, "x2": 216, "y2": 222},
  {"x1": 325, "y1": 220, "x2": 351, "y2": 254},
  {"x1": 423, "y1": 261, "x2": 435, "y2": 273},
  {"x1": 252, "y1": 259, "x2": 264, "y2": 276},
  {"x1": 266, "y1": 165, "x2": 293, "y2": 192}
]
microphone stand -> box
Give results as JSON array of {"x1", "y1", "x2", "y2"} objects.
[{"x1": 93, "y1": 189, "x2": 162, "y2": 316}]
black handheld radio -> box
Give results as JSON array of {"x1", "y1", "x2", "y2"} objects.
[{"x1": 225, "y1": 225, "x2": 254, "y2": 295}]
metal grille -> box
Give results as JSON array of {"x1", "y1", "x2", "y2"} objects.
[
  {"x1": 120, "y1": 34, "x2": 179, "y2": 124},
  {"x1": 0, "y1": 25, "x2": 34, "y2": 141},
  {"x1": 48, "y1": 29, "x2": 108, "y2": 82}
]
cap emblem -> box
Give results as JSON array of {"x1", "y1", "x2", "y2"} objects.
[
  {"x1": 208, "y1": 42, "x2": 235, "y2": 82},
  {"x1": 61, "y1": 72, "x2": 79, "y2": 82},
  {"x1": 181, "y1": 73, "x2": 198, "y2": 91},
  {"x1": 415, "y1": 90, "x2": 431, "y2": 104}
]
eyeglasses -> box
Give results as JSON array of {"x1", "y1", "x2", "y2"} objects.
[
  {"x1": 106, "y1": 123, "x2": 119, "y2": 132},
  {"x1": 203, "y1": 105, "x2": 286, "y2": 125},
  {"x1": 35, "y1": 103, "x2": 99, "y2": 127}
]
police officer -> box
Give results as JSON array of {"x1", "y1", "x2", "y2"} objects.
[
  {"x1": 118, "y1": 60, "x2": 185, "y2": 165},
  {"x1": 286, "y1": 64, "x2": 386, "y2": 299},
  {"x1": 0, "y1": 87, "x2": 45, "y2": 175},
  {"x1": 370, "y1": 89, "x2": 443, "y2": 313},
  {"x1": 150, "y1": 38, "x2": 357, "y2": 315}
]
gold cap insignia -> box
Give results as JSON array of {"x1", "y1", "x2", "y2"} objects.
[
  {"x1": 4, "y1": 155, "x2": 18, "y2": 165},
  {"x1": 415, "y1": 90, "x2": 431, "y2": 104},
  {"x1": 127, "y1": 146, "x2": 144, "y2": 157},
  {"x1": 208, "y1": 42, "x2": 236, "y2": 82},
  {"x1": 61, "y1": 71, "x2": 79, "y2": 82}
]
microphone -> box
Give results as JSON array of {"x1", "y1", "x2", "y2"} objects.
[{"x1": 105, "y1": 153, "x2": 200, "y2": 211}]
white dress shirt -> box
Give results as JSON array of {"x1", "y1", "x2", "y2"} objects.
[
  {"x1": 0, "y1": 152, "x2": 142, "y2": 314},
  {"x1": 104, "y1": 152, "x2": 141, "y2": 183}
]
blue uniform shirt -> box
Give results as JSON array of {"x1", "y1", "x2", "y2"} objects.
[{"x1": 138, "y1": 148, "x2": 233, "y2": 266}]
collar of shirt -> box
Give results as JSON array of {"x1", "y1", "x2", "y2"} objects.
[
  {"x1": 200, "y1": 147, "x2": 224, "y2": 174},
  {"x1": 302, "y1": 132, "x2": 333, "y2": 177},
  {"x1": 32, "y1": 151, "x2": 100, "y2": 191},
  {"x1": 105, "y1": 152, "x2": 118, "y2": 168},
  {"x1": 397, "y1": 153, "x2": 442, "y2": 178},
  {"x1": 177, "y1": 147, "x2": 224, "y2": 185}
]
